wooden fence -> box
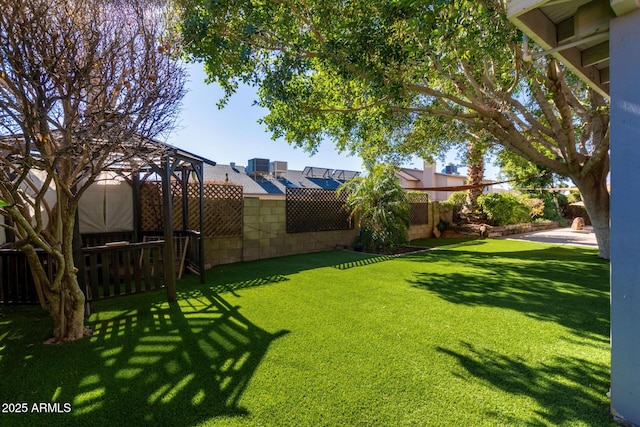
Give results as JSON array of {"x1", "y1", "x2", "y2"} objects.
[
  {"x1": 81, "y1": 241, "x2": 165, "y2": 301},
  {"x1": 408, "y1": 192, "x2": 430, "y2": 225},
  {"x1": 0, "y1": 241, "x2": 165, "y2": 305},
  {"x1": 0, "y1": 249, "x2": 50, "y2": 304},
  {"x1": 140, "y1": 181, "x2": 243, "y2": 237}
]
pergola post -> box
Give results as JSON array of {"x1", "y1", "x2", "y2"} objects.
[
  {"x1": 161, "y1": 155, "x2": 177, "y2": 302},
  {"x1": 131, "y1": 172, "x2": 141, "y2": 243},
  {"x1": 193, "y1": 161, "x2": 206, "y2": 283},
  {"x1": 610, "y1": 8, "x2": 640, "y2": 426},
  {"x1": 180, "y1": 165, "x2": 190, "y2": 231}
]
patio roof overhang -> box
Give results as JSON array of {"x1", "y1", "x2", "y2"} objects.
[{"x1": 506, "y1": 0, "x2": 640, "y2": 99}]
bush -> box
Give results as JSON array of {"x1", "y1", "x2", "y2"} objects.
[
  {"x1": 439, "y1": 191, "x2": 467, "y2": 223},
  {"x1": 477, "y1": 193, "x2": 530, "y2": 226},
  {"x1": 440, "y1": 191, "x2": 467, "y2": 211},
  {"x1": 567, "y1": 191, "x2": 582, "y2": 204},
  {"x1": 522, "y1": 196, "x2": 545, "y2": 218},
  {"x1": 539, "y1": 193, "x2": 557, "y2": 221},
  {"x1": 555, "y1": 192, "x2": 569, "y2": 207}
]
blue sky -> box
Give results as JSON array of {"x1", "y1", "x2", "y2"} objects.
[{"x1": 168, "y1": 63, "x2": 496, "y2": 179}]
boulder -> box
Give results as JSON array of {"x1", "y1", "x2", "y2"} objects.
[{"x1": 571, "y1": 217, "x2": 585, "y2": 231}]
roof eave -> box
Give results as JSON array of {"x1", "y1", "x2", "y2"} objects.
[{"x1": 507, "y1": 1, "x2": 611, "y2": 98}]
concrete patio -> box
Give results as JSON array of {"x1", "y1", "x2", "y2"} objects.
[{"x1": 505, "y1": 226, "x2": 598, "y2": 248}]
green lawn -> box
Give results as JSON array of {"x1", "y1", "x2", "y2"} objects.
[{"x1": 0, "y1": 239, "x2": 612, "y2": 426}]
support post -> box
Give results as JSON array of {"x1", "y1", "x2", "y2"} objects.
[
  {"x1": 610, "y1": 8, "x2": 640, "y2": 426},
  {"x1": 131, "y1": 172, "x2": 141, "y2": 243},
  {"x1": 180, "y1": 165, "x2": 190, "y2": 232},
  {"x1": 161, "y1": 155, "x2": 176, "y2": 301}
]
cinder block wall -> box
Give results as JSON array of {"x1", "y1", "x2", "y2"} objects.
[
  {"x1": 204, "y1": 197, "x2": 360, "y2": 267},
  {"x1": 407, "y1": 200, "x2": 436, "y2": 241}
]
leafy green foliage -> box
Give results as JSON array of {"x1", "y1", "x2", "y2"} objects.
[
  {"x1": 339, "y1": 164, "x2": 410, "y2": 253},
  {"x1": 440, "y1": 191, "x2": 467, "y2": 212},
  {"x1": 177, "y1": 0, "x2": 611, "y2": 257},
  {"x1": 495, "y1": 150, "x2": 571, "y2": 222},
  {"x1": 477, "y1": 193, "x2": 530, "y2": 226},
  {"x1": 567, "y1": 191, "x2": 582, "y2": 204},
  {"x1": 523, "y1": 197, "x2": 545, "y2": 219},
  {"x1": 535, "y1": 192, "x2": 562, "y2": 222},
  {"x1": 495, "y1": 148, "x2": 557, "y2": 190},
  {"x1": 176, "y1": 0, "x2": 524, "y2": 163},
  {"x1": 439, "y1": 191, "x2": 467, "y2": 223}
]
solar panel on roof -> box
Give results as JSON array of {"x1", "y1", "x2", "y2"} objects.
[
  {"x1": 331, "y1": 169, "x2": 360, "y2": 180},
  {"x1": 302, "y1": 166, "x2": 332, "y2": 178}
]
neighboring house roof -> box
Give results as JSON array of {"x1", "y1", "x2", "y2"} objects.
[
  {"x1": 397, "y1": 168, "x2": 422, "y2": 181},
  {"x1": 202, "y1": 163, "x2": 359, "y2": 195}
]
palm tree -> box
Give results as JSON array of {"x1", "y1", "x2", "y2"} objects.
[
  {"x1": 462, "y1": 142, "x2": 486, "y2": 220},
  {"x1": 338, "y1": 164, "x2": 410, "y2": 253}
]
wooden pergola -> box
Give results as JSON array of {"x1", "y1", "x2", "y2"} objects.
[
  {"x1": 108, "y1": 138, "x2": 216, "y2": 299},
  {"x1": 1, "y1": 134, "x2": 216, "y2": 304}
]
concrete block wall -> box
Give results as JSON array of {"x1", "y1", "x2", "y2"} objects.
[
  {"x1": 407, "y1": 200, "x2": 436, "y2": 241},
  {"x1": 204, "y1": 197, "x2": 361, "y2": 267}
]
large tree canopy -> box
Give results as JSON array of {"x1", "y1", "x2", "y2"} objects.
[
  {"x1": 178, "y1": 0, "x2": 610, "y2": 258},
  {"x1": 0, "y1": 0, "x2": 186, "y2": 341}
]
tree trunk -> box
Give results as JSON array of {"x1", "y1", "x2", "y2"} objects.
[
  {"x1": 462, "y1": 141, "x2": 485, "y2": 221},
  {"x1": 21, "y1": 195, "x2": 88, "y2": 342},
  {"x1": 464, "y1": 160, "x2": 484, "y2": 213},
  {"x1": 47, "y1": 274, "x2": 86, "y2": 342},
  {"x1": 23, "y1": 248, "x2": 87, "y2": 342},
  {"x1": 571, "y1": 171, "x2": 610, "y2": 259}
]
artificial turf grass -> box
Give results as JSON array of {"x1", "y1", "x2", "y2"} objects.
[{"x1": 0, "y1": 239, "x2": 613, "y2": 426}]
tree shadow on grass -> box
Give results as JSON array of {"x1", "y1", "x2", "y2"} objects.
[
  {"x1": 407, "y1": 246, "x2": 610, "y2": 340},
  {"x1": 0, "y1": 288, "x2": 288, "y2": 426},
  {"x1": 437, "y1": 342, "x2": 614, "y2": 426},
  {"x1": 182, "y1": 249, "x2": 396, "y2": 294}
]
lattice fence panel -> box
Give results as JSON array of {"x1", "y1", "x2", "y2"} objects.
[
  {"x1": 408, "y1": 192, "x2": 430, "y2": 225},
  {"x1": 171, "y1": 181, "x2": 184, "y2": 229},
  {"x1": 140, "y1": 182, "x2": 163, "y2": 231},
  {"x1": 286, "y1": 188, "x2": 352, "y2": 233},
  {"x1": 141, "y1": 181, "x2": 243, "y2": 237},
  {"x1": 187, "y1": 182, "x2": 243, "y2": 237},
  {"x1": 139, "y1": 181, "x2": 183, "y2": 231}
]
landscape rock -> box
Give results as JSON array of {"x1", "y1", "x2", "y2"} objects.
[{"x1": 571, "y1": 217, "x2": 585, "y2": 231}]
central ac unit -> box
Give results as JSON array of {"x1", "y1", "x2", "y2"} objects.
[
  {"x1": 247, "y1": 158, "x2": 270, "y2": 175},
  {"x1": 270, "y1": 161, "x2": 288, "y2": 175}
]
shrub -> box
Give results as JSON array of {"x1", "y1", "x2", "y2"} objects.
[
  {"x1": 567, "y1": 191, "x2": 582, "y2": 204},
  {"x1": 522, "y1": 196, "x2": 545, "y2": 218},
  {"x1": 536, "y1": 192, "x2": 565, "y2": 221},
  {"x1": 440, "y1": 191, "x2": 467, "y2": 211},
  {"x1": 439, "y1": 191, "x2": 467, "y2": 223},
  {"x1": 555, "y1": 192, "x2": 569, "y2": 207},
  {"x1": 477, "y1": 193, "x2": 530, "y2": 226}
]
